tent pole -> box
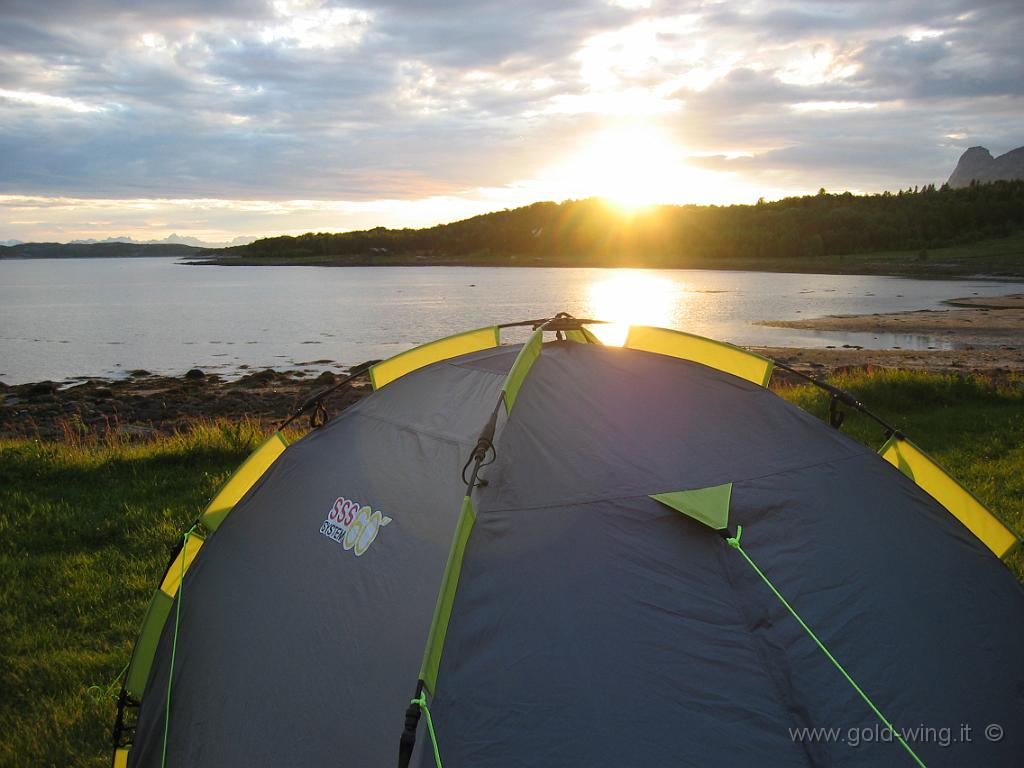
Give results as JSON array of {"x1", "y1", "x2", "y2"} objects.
[
  {"x1": 767, "y1": 359, "x2": 902, "y2": 437},
  {"x1": 275, "y1": 359, "x2": 378, "y2": 431}
]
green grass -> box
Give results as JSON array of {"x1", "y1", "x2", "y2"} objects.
[
  {"x1": 0, "y1": 420, "x2": 286, "y2": 768},
  {"x1": 2, "y1": 373, "x2": 1024, "y2": 767}
]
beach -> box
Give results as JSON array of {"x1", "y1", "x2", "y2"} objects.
[{"x1": 757, "y1": 293, "x2": 1024, "y2": 374}]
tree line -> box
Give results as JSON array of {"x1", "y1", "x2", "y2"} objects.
[{"x1": 230, "y1": 180, "x2": 1024, "y2": 264}]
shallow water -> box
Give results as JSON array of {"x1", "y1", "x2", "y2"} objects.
[{"x1": 0, "y1": 257, "x2": 1019, "y2": 384}]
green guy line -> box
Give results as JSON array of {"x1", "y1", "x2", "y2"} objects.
[{"x1": 726, "y1": 526, "x2": 927, "y2": 768}]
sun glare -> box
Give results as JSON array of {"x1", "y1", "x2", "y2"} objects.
[
  {"x1": 534, "y1": 125, "x2": 769, "y2": 209},
  {"x1": 548, "y1": 127, "x2": 685, "y2": 210},
  {"x1": 586, "y1": 269, "x2": 681, "y2": 345}
]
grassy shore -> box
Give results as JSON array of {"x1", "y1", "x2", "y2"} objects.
[
  {"x1": 2, "y1": 371, "x2": 1023, "y2": 767},
  {"x1": 195, "y1": 230, "x2": 1024, "y2": 277}
]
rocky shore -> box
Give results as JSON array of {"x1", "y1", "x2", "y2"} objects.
[{"x1": 0, "y1": 368, "x2": 370, "y2": 440}]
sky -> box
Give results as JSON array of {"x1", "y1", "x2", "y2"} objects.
[{"x1": 1, "y1": 0, "x2": 1022, "y2": 243}]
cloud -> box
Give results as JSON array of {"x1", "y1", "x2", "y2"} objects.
[{"x1": 0, "y1": 0, "x2": 1022, "y2": 240}]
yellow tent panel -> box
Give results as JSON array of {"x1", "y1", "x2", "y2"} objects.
[
  {"x1": 200, "y1": 432, "x2": 289, "y2": 531},
  {"x1": 159, "y1": 531, "x2": 205, "y2": 597},
  {"x1": 370, "y1": 326, "x2": 500, "y2": 390},
  {"x1": 881, "y1": 436, "x2": 1019, "y2": 558},
  {"x1": 624, "y1": 325, "x2": 774, "y2": 387}
]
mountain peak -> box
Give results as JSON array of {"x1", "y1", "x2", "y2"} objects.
[{"x1": 948, "y1": 145, "x2": 1024, "y2": 188}]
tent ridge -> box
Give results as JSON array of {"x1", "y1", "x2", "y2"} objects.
[{"x1": 483, "y1": 451, "x2": 872, "y2": 516}]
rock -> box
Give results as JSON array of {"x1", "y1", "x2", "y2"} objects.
[
  {"x1": 129, "y1": 369, "x2": 151, "y2": 378},
  {"x1": 184, "y1": 368, "x2": 206, "y2": 380},
  {"x1": 314, "y1": 371, "x2": 336, "y2": 385},
  {"x1": 238, "y1": 369, "x2": 279, "y2": 387},
  {"x1": 27, "y1": 381, "x2": 58, "y2": 398},
  {"x1": 947, "y1": 145, "x2": 1024, "y2": 188}
]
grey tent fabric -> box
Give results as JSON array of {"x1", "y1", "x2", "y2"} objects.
[
  {"x1": 130, "y1": 359, "x2": 509, "y2": 767},
  {"x1": 128, "y1": 340, "x2": 1024, "y2": 768}
]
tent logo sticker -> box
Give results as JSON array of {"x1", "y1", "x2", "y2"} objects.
[{"x1": 320, "y1": 496, "x2": 392, "y2": 556}]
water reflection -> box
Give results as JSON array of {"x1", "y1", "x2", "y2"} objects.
[
  {"x1": 1, "y1": 258, "x2": 1019, "y2": 383},
  {"x1": 585, "y1": 269, "x2": 681, "y2": 345}
]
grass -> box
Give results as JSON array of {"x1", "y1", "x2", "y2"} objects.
[
  {"x1": 0, "y1": 419, "x2": 292, "y2": 768},
  {"x1": 2, "y1": 372, "x2": 1024, "y2": 766}
]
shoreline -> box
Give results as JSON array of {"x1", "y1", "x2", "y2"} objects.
[
  {"x1": 183, "y1": 257, "x2": 1024, "y2": 281},
  {"x1": 4, "y1": 294, "x2": 1021, "y2": 439},
  {"x1": 0, "y1": 369, "x2": 370, "y2": 440},
  {"x1": 183, "y1": 230, "x2": 1024, "y2": 278},
  {"x1": 184, "y1": 256, "x2": 1024, "y2": 280}
]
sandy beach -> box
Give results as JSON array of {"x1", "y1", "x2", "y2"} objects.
[{"x1": 757, "y1": 293, "x2": 1024, "y2": 374}]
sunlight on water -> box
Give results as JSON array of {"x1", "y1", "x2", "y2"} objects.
[
  {"x1": 1, "y1": 258, "x2": 1016, "y2": 384},
  {"x1": 585, "y1": 269, "x2": 682, "y2": 345}
]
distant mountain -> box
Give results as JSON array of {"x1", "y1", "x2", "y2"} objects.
[
  {"x1": 947, "y1": 145, "x2": 1024, "y2": 188},
  {"x1": 0, "y1": 233, "x2": 256, "y2": 258},
  {"x1": 0, "y1": 241, "x2": 204, "y2": 259},
  {"x1": 67, "y1": 233, "x2": 254, "y2": 248}
]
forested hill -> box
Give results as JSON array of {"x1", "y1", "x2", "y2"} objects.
[{"x1": 218, "y1": 180, "x2": 1024, "y2": 269}]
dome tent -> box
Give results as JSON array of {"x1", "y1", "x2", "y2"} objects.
[{"x1": 110, "y1": 314, "x2": 1024, "y2": 768}]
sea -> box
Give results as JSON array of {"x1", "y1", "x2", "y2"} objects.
[{"x1": 0, "y1": 257, "x2": 1019, "y2": 384}]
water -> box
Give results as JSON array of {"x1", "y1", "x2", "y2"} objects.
[{"x1": 0, "y1": 257, "x2": 1019, "y2": 384}]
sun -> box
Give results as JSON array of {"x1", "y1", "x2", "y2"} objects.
[
  {"x1": 529, "y1": 124, "x2": 782, "y2": 209},
  {"x1": 550, "y1": 126, "x2": 685, "y2": 209}
]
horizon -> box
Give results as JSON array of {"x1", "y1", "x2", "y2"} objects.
[
  {"x1": 0, "y1": 184, "x2": 980, "y2": 248},
  {"x1": 2, "y1": 0, "x2": 1022, "y2": 243}
]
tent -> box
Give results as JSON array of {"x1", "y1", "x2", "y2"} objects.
[{"x1": 111, "y1": 314, "x2": 1024, "y2": 767}]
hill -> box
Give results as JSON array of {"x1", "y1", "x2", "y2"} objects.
[{"x1": 203, "y1": 181, "x2": 1024, "y2": 275}]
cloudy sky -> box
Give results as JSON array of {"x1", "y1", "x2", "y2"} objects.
[{"x1": 1, "y1": 0, "x2": 1021, "y2": 243}]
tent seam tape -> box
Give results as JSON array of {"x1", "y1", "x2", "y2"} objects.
[{"x1": 345, "y1": 411, "x2": 483, "y2": 451}]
